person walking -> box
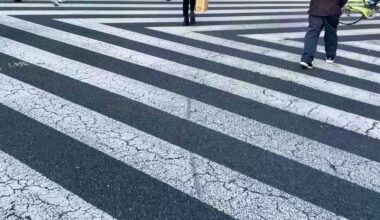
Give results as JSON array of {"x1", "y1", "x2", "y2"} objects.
[
  {"x1": 368, "y1": 0, "x2": 380, "y2": 8},
  {"x1": 300, "y1": 0, "x2": 347, "y2": 69},
  {"x1": 183, "y1": 0, "x2": 196, "y2": 26}
]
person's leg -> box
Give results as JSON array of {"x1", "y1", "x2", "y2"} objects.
[
  {"x1": 369, "y1": 0, "x2": 379, "y2": 8},
  {"x1": 183, "y1": 0, "x2": 190, "y2": 17},
  {"x1": 190, "y1": 0, "x2": 196, "y2": 11},
  {"x1": 183, "y1": 0, "x2": 190, "y2": 26},
  {"x1": 189, "y1": 0, "x2": 196, "y2": 24},
  {"x1": 301, "y1": 15, "x2": 324, "y2": 65},
  {"x1": 324, "y1": 15, "x2": 339, "y2": 61}
]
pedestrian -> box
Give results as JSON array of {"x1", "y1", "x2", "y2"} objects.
[
  {"x1": 14, "y1": 0, "x2": 63, "y2": 7},
  {"x1": 300, "y1": 0, "x2": 347, "y2": 69},
  {"x1": 183, "y1": 0, "x2": 196, "y2": 26},
  {"x1": 368, "y1": 0, "x2": 380, "y2": 8}
]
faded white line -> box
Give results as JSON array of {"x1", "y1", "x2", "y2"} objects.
[
  {"x1": 341, "y1": 40, "x2": 380, "y2": 52},
  {"x1": 1, "y1": 3, "x2": 310, "y2": 7},
  {"x1": 1, "y1": 16, "x2": 378, "y2": 139},
  {"x1": 148, "y1": 19, "x2": 380, "y2": 31},
  {"x1": 61, "y1": 19, "x2": 380, "y2": 87},
  {"x1": 0, "y1": 8, "x2": 307, "y2": 15},
  {"x1": 15, "y1": 0, "x2": 309, "y2": 1},
  {"x1": 2, "y1": 36, "x2": 379, "y2": 193},
  {"x1": 72, "y1": 15, "x2": 309, "y2": 23},
  {"x1": 0, "y1": 151, "x2": 114, "y2": 220},
  {"x1": 242, "y1": 30, "x2": 380, "y2": 67},
  {"x1": 0, "y1": 73, "x2": 346, "y2": 220}
]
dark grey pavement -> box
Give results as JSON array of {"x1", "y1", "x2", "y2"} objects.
[{"x1": 0, "y1": 0, "x2": 379, "y2": 219}]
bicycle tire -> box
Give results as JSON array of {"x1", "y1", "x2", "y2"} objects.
[
  {"x1": 339, "y1": 0, "x2": 366, "y2": 25},
  {"x1": 339, "y1": 14, "x2": 364, "y2": 25}
]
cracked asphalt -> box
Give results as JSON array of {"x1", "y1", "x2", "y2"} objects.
[{"x1": 0, "y1": 0, "x2": 380, "y2": 219}]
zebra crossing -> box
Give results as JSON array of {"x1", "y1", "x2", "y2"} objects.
[{"x1": 0, "y1": 0, "x2": 379, "y2": 219}]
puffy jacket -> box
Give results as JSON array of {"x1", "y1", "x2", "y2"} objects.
[{"x1": 308, "y1": 0, "x2": 348, "y2": 16}]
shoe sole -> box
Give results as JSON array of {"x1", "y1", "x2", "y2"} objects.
[{"x1": 300, "y1": 62, "x2": 313, "y2": 69}]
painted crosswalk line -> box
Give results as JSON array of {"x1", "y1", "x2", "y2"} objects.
[
  {"x1": 0, "y1": 0, "x2": 379, "y2": 219},
  {"x1": 0, "y1": 73, "x2": 347, "y2": 220},
  {"x1": 64, "y1": 19, "x2": 380, "y2": 118},
  {"x1": 1, "y1": 36, "x2": 378, "y2": 194},
  {"x1": 0, "y1": 151, "x2": 114, "y2": 220},
  {"x1": 241, "y1": 30, "x2": 380, "y2": 67},
  {"x1": 2, "y1": 16, "x2": 379, "y2": 140},
  {"x1": 341, "y1": 40, "x2": 380, "y2": 51}
]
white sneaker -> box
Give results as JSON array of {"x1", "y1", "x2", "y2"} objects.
[
  {"x1": 326, "y1": 57, "x2": 335, "y2": 64},
  {"x1": 300, "y1": 61, "x2": 313, "y2": 69}
]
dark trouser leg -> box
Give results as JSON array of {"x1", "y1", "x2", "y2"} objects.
[
  {"x1": 189, "y1": 0, "x2": 196, "y2": 24},
  {"x1": 183, "y1": 0, "x2": 190, "y2": 17},
  {"x1": 301, "y1": 15, "x2": 324, "y2": 63},
  {"x1": 323, "y1": 15, "x2": 339, "y2": 58},
  {"x1": 190, "y1": 0, "x2": 196, "y2": 11}
]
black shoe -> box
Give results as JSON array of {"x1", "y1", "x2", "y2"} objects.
[
  {"x1": 183, "y1": 17, "x2": 190, "y2": 26},
  {"x1": 190, "y1": 11, "x2": 196, "y2": 25},
  {"x1": 300, "y1": 61, "x2": 313, "y2": 69},
  {"x1": 368, "y1": 0, "x2": 378, "y2": 9}
]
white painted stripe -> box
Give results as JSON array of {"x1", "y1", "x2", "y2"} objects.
[
  {"x1": 17, "y1": 0, "x2": 310, "y2": 2},
  {"x1": 76, "y1": 15, "x2": 309, "y2": 24},
  {"x1": 148, "y1": 22, "x2": 380, "y2": 84},
  {"x1": 2, "y1": 36, "x2": 378, "y2": 193},
  {"x1": 0, "y1": 73, "x2": 346, "y2": 220},
  {"x1": 0, "y1": 151, "x2": 114, "y2": 220},
  {"x1": 0, "y1": 8, "x2": 307, "y2": 15},
  {"x1": 149, "y1": 19, "x2": 380, "y2": 33},
  {"x1": 148, "y1": 25, "x2": 380, "y2": 94},
  {"x1": 157, "y1": 28, "x2": 380, "y2": 84},
  {"x1": 1, "y1": 16, "x2": 378, "y2": 140},
  {"x1": 341, "y1": 40, "x2": 380, "y2": 52},
  {"x1": 78, "y1": 17, "x2": 380, "y2": 32},
  {"x1": 113, "y1": 20, "x2": 380, "y2": 84},
  {"x1": 241, "y1": 30, "x2": 380, "y2": 67},
  {"x1": 0, "y1": 3, "x2": 310, "y2": 7},
  {"x1": 244, "y1": 28, "x2": 380, "y2": 40},
  {"x1": 61, "y1": 19, "x2": 380, "y2": 86},
  {"x1": 147, "y1": 20, "x2": 380, "y2": 66},
  {"x1": 186, "y1": 0, "x2": 310, "y2": 1},
  {"x1": 58, "y1": 19, "x2": 380, "y2": 107},
  {"x1": 206, "y1": 0, "x2": 309, "y2": 1}
]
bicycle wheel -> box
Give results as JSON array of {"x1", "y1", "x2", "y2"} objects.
[{"x1": 339, "y1": 0, "x2": 366, "y2": 25}]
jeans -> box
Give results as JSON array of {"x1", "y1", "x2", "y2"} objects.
[
  {"x1": 301, "y1": 15, "x2": 340, "y2": 63},
  {"x1": 183, "y1": 0, "x2": 196, "y2": 18}
]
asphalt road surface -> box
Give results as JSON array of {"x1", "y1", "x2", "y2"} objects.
[{"x1": 0, "y1": 0, "x2": 379, "y2": 219}]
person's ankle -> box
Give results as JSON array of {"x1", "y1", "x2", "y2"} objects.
[
  {"x1": 190, "y1": 11, "x2": 196, "y2": 24},
  {"x1": 183, "y1": 17, "x2": 190, "y2": 26}
]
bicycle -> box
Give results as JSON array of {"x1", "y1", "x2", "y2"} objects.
[{"x1": 340, "y1": 0, "x2": 379, "y2": 25}]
